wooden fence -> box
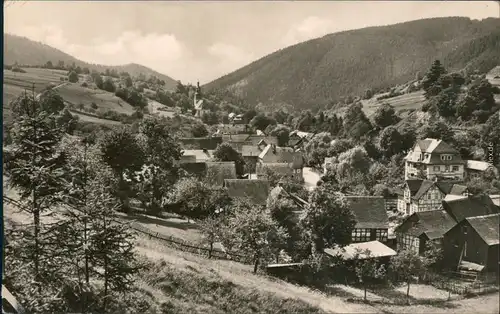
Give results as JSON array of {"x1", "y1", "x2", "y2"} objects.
[
  {"x1": 418, "y1": 271, "x2": 499, "y2": 296},
  {"x1": 129, "y1": 222, "x2": 254, "y2": 264}
]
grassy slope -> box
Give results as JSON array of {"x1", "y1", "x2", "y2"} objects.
[
  {"x1": 3, "y1": 67, "x2": 132, "y2": 125},
  {"x1": 4, "y1": 33, "x2": 178, "y2": 90},
  {"x1": 205, "y1": 17, "x2": 500, "y2": 111}
]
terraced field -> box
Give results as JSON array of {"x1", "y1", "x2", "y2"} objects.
[
  {"x1": 361, "y1": 90, "x2": 426, "y2": 118},
  {"x1": 56, "y1": 83, "x2": 135, "y2": 114}
]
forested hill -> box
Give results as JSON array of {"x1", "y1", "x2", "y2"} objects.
[
  {"x1": 3, "y1": 34, "x2": 179, "y2": 91},
  {"x1": 204, "y1": 17, "x2": 500, "y2": 111}
]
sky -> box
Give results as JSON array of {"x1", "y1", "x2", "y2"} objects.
[{"x1": 4, "y1": 1, "x2": 499, "y2": 84}]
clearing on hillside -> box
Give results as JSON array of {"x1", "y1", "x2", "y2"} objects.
[
  {"x1": 55, "y1": 83, "x2": 135, "y2": 114},
  {"x1": 361, "y1": 90, "x2": 426, "y2": 118}
]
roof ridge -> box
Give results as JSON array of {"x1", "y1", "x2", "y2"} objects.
[{"x1": 466, "y1": 213, "x2": 500, "y2": 220}]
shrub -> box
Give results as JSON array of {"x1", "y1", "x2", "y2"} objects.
[
  {"x1": 90, "y1": 102, "x2": 98, "y2": 109},
  {"x1": 11, "y1": 67, "x2": 26, "y2": 73},
  {"x1": 81, "y1": 82, "x2": 88, "y2": 88}
]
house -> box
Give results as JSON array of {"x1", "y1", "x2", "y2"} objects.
[
  {"x1": 395, "y1": 210, "x2": 457, "y2": 254},
  {"x1": 400, "y1": 179, "x2": 468, "y2": 215},
  {"x1": 465, "y1": 160, "x2": 498, "y2": 179},
  {"x1": 404, "y1": 138, "x2": 465, "y2": 181},
  {"x1": 395, "y1": 194, "x2": 500, "y2": 254},
  {"x1": 223, "y1": 179, "x2": 270, "y2": 206},
  {"x1": 179, "y1": 137, "x2": 223, "y2": 150},
  {"x1": 180, "y1": 162, "x2": 207, "y2": 178},
  {"x1": 385, "y1": 188, "x2": 404, "y2": 213},
  {"x1": 346, "y1": 196, "x2": 389, "y2": 243},
  {"x1": 258, "y1": 144, "x2": 305, "y2": 173},
  {"x1": 289, "y1": 130, "x2": 314, "y2": 148},
  {"x1": 256, "y1": 163, "x2": 304, "y2": 183},
  {"x1": 180, "y1": 149, "x2": 214, "y2": 163},
  {"x1": 490, "y1": 194, "x2": 500, "y2": 206},
  {"x1": 443, "y1": 213, "x2": 499, "y2": 275},
  {"x1": 2, "y1": 285, "x2": 26, "y2": 314}
]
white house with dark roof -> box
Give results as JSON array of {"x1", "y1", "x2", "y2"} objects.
[
  {"x1": 404, "y1": 138, "x2": 465, "y2": 181},
  {"x1": 401, "y1": 179, "x2": 468, "y2": 215},
  {"x1": 465, "y1": 160, "x2": 498, "y2": 179}
]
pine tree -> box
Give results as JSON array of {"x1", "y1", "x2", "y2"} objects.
[
  {"x1": 422, "y1": 60, "x2": 447, "y2": 99},
  {"x1": 4, "y1": 92, "x2": 67, "y2": 287}
]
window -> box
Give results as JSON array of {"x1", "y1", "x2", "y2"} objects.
[
  {"x1": 464, "y1": 241, "x2": 468, "y2": 257},
  {"x1": 452, "y1": 166, "x2": 459, "y2": 172},
  {"x1": 351, "y1": 228, "x2": 370, "y2": 242},
  {"x1": 445, "y1": 165, "x2": 450, "y2": 172},
  {"x1": 447, "y1": 155, "x2": 452, "y2": 160},
  {"x1": 375, "y1": 229, "x2": 388, "y2": 242},
  {"x1": 441, "y1": 155, "x2": 446, "y2": 161},
  {"x1": 433, "y1": 166, "x2": 440, "y2": 171},
  {"x1": 398, "y1": 233, "x2": 419, "y2": 253}
]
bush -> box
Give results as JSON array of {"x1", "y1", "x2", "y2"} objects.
[
  {"x1": 81, "y1": 82, "x2": 88, "y2": 88},
  {"x1": 91, "y1": 102, "x2": 98, "y2": 109},
  {"x1": 11, "y1": 67, "x2": 26, "y2": 73},
  {"x1": 68, "y1": 71, "x2": 79, "y2": 83}
]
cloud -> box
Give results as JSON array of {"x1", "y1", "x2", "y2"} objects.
[
  {"x1": 207, "y1": 42, "x2": 255, "y2": 75},
  {"x1": 13, "y1": 25, "x2": 186, "y2": 79},
  {"x1": 282, "y1": 16, "x2": 338, "y2": 47}
]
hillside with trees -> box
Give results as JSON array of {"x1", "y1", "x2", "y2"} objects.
[
  {"x1": 3, "y1": 34, "x2": 179, "y2": 91},
  {"x1": 204, "y1": 17, "x2": 500, "y2": 112}
]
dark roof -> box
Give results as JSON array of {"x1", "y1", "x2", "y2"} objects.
[
  {"x1": 406, "y1": 179, "x2": 424, "y2": 195},
  {"x1": 346, "y1": 196, "x2": 389, "y2": 229},
  {"x1": 413, "y1": 180, "x2": 436, "y2": 200},
  {"x1": 221, "y1": 133, "x2": 251, "y2": 143},
  {"x1": 180, "y1": 162, "x2": 207, "y2": 177},
  {"x1": 449, "y1": 184, "x2": 468, "y2": 195},
  {"x1": 206, "y1": 162, "x2": 237, "y2": 186},
  {"x1": 224, "y1": 179, "x2": 270, "y2": 205},
  {"x1": 246, "y1": 135, "x2": 278, "y2": 146},
  {"x1": 395, "y1": 210, "x2": 457, "y2": 239},
  {"x1": 465, "y1": 213, "x2": 500, "y2": 245},
  {"x1": 180, "y1": 137, "x2": 222, "y2": 150},
  {"x1": 442, "y1": 194, "x2": 500, "y2": 222}
]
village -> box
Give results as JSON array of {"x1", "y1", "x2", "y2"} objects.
[{"x1": 3, "y1": 3, "x2": 500, "y2": 313}]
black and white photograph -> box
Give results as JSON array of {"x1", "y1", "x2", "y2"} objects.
[{"x1": 2, "y1": 1, "x2": 500, "y2": 313}]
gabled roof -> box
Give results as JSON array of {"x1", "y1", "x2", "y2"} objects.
[
  {"x1": 246, "y1": 135, "x2": 278, "y2": 146},
  {"x1": 258, "y1": 144, "x2": 304, "y2": 168},
  {"x1": 222, "y1": 133, "x2": 251, "y2": 143},
  {"x1": 395, "y1": 210, "x2": 457, "y2": 239},
  {"x1": 218, "y1": 124, "x2": 250, "y2": 135},
  {"x1": 406, "y1": 138, "x2": 463, "y2": 165},
  {"x1": 180, "y1": 137, "x2": 223, "y2": 150},
  {"x1": 434, "y1": 181, "x2": 468, "y2": 196},
  {"x1": 449, "y1": 184, "x2": 468, "y2": 196},
  {"x1": 223, "y1": 179, "x2": 270, "y2": 205},
  {"x1": 346, "y1": 196, "x2": 388, "y2": 229},
  {"x1": 182, "y1": 149, "x2": 214, "y2": 162},
  {"x1": 465, "y1": 213, "x2": 500, "y2": 245},
  {"x1": 413, "y1": 180, "x2": 436, "y2": 200},
  {"x1": 406, "y1": 179, "x2": 424, "y2": 195},
  {"x1": 241, "y1": 145, "x2": 264, "y2": 157},
  {"x1": 206, "y1": 162, "x2": 237, "y2": 186},
  {"x1": 442, "y1": 194, "x2": 500, "y2": 222},
  {"x1": 324, "y1": 241, "x2": 397, "y2": 260}
]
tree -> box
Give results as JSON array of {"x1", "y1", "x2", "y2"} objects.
[
  {"x1": 100, "y1": 127, "x2": 145, "y2": 211},
  {"x1": 138, "y1": 117, "x2": 183, "y2": 214},
  {"x1": 250, "y1": 113, "x2": 276, "y2": 131},
  {"x1": 379, "y1": 126, "x2": 403, "y2": 158},
  {"x1": 124, "y1": 76, "x2": 133, "y2": 88},
  {"x1": 390, "y1": 249, "x2": 430, "y2": 304},
  {"x1": 270, "y1": 124, "x2": 291, "y2": 146},
  {"x1": 418, "y1": 120, "x2": 454, "y2": 143},
  {"x1": 38, "y1": 90, "x2": 65, "y2": 114},
  {"x1": 213, "y1": 142, "x2": 245, "y2": 176},
  {"x1": 272, "y1": 109, "x2": 289, "y2": 124},
  {"x1": 102, "y1": 77, "x2": 116, "y2": 93},
  {"x1": 191, "y1": 123, "x2": 209, "y2": 137},
  {"x1": 68, "y1": 71, "x2": 79, "y2": 83},
  {"x1": 301, "y1": 187, "x2": 356, "y2": 253},
  {"x1": 373, "y1": 103, "x2": 399, "y2": 128},
  {"x1": 422, "y1": 60, "x2": 446, "y2": 99},
  {"x1": 352, "y1": 249, "x2": 387, "y2": 301},
  {"x1": 45, "y1": 60, "x2": 53, "y2": 69},
  {"x1": 220, "y1": 199, "x2": 288, "y2": 273},
  {"x1": 92, "y1": 73, "x2": 104, "y2": 89},
  {"x1": 201, "y1": 111, "x2": 219, "y2": 125},
  {"x1": 3, "y1": 93, "x2": 67, "y2": 294},
  {"x1": 343, "y1": 103, "x2": 372, "y2": 141}
]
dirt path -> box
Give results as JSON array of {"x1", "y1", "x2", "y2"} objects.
[{"x1": 135, "y1": 240, "x2": 382, "y2": 314}]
